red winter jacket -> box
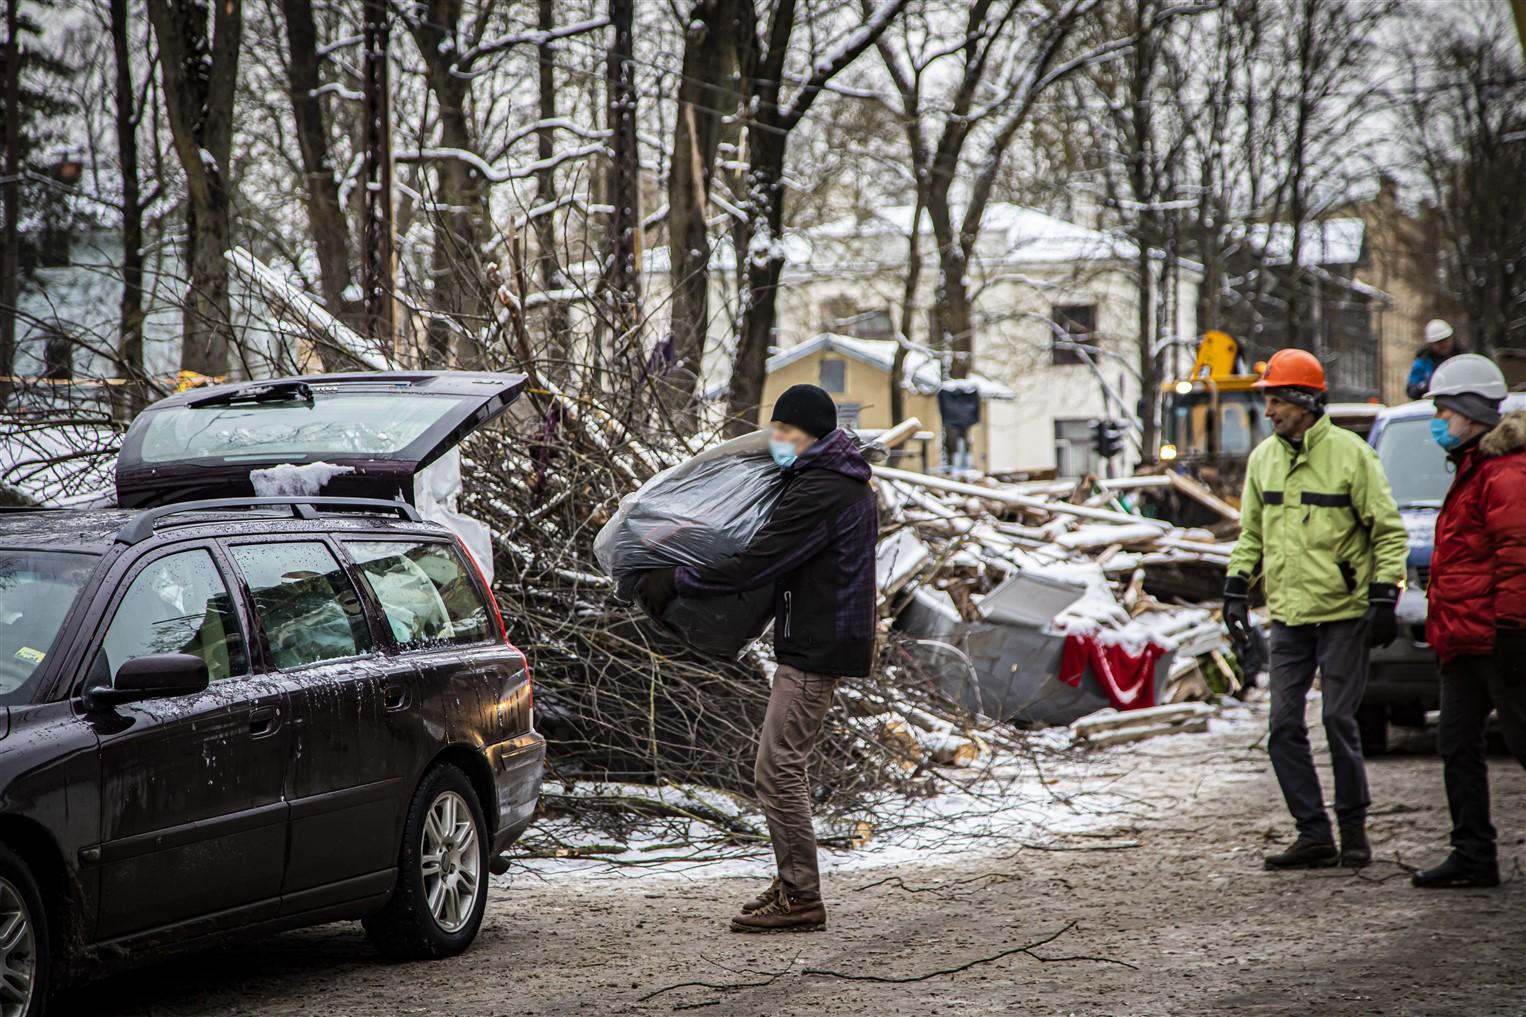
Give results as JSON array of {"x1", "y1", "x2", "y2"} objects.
[{"x1": 1427, "y1": 411, "x2": 1526, "y2": 663}]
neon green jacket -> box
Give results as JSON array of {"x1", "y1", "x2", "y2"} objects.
[{"x1": 1226, "y1": 414, "x2": 1408, "y2": 625}]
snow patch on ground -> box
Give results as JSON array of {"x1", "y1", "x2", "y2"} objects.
[{"x1": 497, "y1": 702, "x2": 1265, "y2": 892}]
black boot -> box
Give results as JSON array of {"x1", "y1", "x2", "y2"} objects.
[
  {"x1": 1339, "y1": 824, "x2": 1371, "y2": 868},
  {"x1": 1264, "y1": 835, "x2": 1339, "y2": 870},
  {"x1": 1411, "y1": 853, "x2": 1500, "y2": 889}
]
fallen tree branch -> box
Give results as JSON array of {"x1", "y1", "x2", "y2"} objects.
[{"x1": 800, "y1": 921, "x2": 1138, "y2": 982}]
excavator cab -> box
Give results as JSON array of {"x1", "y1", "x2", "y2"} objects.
[{"x1": 1157, "y1": 331, "x2": 1270, "y2": 496}]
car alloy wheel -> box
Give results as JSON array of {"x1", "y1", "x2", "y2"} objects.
[
  {"x1": 0, "y1": 877, "x2": 35, "y2": 1017},
  {"x1": 420, "y1": 790, "x2": 481, "y2": 934}
]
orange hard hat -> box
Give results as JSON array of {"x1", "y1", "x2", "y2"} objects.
[{"x1": 1253, "y1": 348, "x2": 1326, "y2": 392}]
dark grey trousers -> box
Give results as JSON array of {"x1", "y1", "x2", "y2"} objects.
[
  {"x1": 754, "y1": 664, "x2": 839, "y2": 901},
  {"x1": 1268, "y1": 619, "x2": 1371, "y2": 842},
  {"x1": 1438, "y1": 655, "x2": 1526, "y2": 864}
]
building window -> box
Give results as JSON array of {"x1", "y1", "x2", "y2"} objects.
[
  {"x1": 1054, "y1": 418, "x2": 1099, "y2": 478},
  {"x1": 1050, "y1": 304, "x2": 1098, "y2": 366},
  {"x1": 836, "y1": 402, "x2": 862, "y2": 430},
  {"x1": 819, "y1": 357, "x2": 847, "y2": 393}
]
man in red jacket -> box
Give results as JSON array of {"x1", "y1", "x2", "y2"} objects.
[{"x1": 1414, "y1": 354, "x2": 1526, "y2": 889}]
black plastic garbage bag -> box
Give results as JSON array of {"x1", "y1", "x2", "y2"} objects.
[{"x1": 596, "y1": 431, "x2": 783, "y2": 659}]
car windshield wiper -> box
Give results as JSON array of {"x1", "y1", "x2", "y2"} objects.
[{"x1": 187, "y1": 380, "x2": 316, "y2": 409}]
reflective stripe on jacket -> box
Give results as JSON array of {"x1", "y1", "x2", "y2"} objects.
[
  {"x1": 1227, "y1": 414, "x2": 1408, "y2": 625},
  {"x1": 1427, "y1": 411, "x2": 1526, "y2": 662}
]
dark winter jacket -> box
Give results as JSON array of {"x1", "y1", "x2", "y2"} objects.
[
  {"x1": 674, "y1": 428, "x2": 878, "y2": 677},
  {"x1": 1426, "y1": 411, "x2": 1526, "y2": 663}
]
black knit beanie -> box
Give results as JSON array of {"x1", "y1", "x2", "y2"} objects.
[
  {"x1": 1262, "y1": 385, "x2": 1326, "y2": 416},
  {"x1": 771, "y1": 383, "x2": 838, "y2": 439}
]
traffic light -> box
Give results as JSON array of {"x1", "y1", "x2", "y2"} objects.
[{"x1": 1090, "y1": 417, "x2": 1125, "y2": 459}]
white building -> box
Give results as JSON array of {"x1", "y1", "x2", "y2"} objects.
[{"x1": 637, "y1": 203, "x2": 1201, "y2": 477}]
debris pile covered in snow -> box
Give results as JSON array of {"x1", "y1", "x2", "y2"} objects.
[{"x1": 867, "y1": 450, "x2": 1240, "y2": 727}]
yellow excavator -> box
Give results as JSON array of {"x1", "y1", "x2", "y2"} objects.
[
  {"x1": 1157, "y1": 330, "x2": 1382, "y2": 499},
  {"x1": 1156, "y1": 330, "x2": 1269, "y2": 496}
]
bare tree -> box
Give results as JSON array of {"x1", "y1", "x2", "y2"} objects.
[
  {"x1": 279, "y1": 0, "x2": 363, "y2": 352},
  {"x1": 724, "y1": 0, "x2": 909, "y2": 433},
  {"x1": 146, "y1": 0, "x2": 242, "y2": 377},
  {"x1": 874, "y1": 0, "x2": 1166, "y2": 408},
  {"x1": 109, "y1": 0, "x2": 160, "y2": 412},
  {"x1": 660, "y1": 0, "x2": 744, "y2": 423},
  {"x1": 604, "y1": 0, "x2": 640, "y2": 355},
  {"x1": 1399, "y1": 2, "x2": 1526, "y2": 356}
]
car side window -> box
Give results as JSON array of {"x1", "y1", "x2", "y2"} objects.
[
  {"x1": 231, "y1": 541, "x2": 373, "y2": 670},
  {"x1": 97, "y1": 549, "x2": 247, "y2": 683},
  {"x1": 346, "y1": 540, "x2": 493, "y2": 650}
]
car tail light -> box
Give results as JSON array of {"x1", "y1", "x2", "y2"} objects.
[{"x1": 455, "y1": 537, "x2": 534, "y2": 709}]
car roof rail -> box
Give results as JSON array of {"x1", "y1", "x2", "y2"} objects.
[{"x1": 115, "y1": 496, "x2": 422, "y2": 545}]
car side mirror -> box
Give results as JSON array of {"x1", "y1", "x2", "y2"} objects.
[{"x1": 85, "y1": 653, "x2": 210, "y2": 711}]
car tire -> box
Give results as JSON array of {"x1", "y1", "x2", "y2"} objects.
[
  {"x1": 363, "y1": 764, "x2": 490, "y2": 961},
  {"x1": 1357, "y1": 702, "x2": 1389, "y2": 756},
  {"x1": 0, "y1": 843, "x2": 49, "y2": 1017}
]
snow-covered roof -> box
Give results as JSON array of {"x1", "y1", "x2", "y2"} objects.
[
  {"x1": 637, "y1": 202, "x2": 1204, "y2": 279},
  {"x1": 766, "y1": 332, "x2": 1016, "y2": 400},
  {"x1": 1245, "y1": 218, "x2": 1366, "y2": 267},
  {"x1": 804, "y1": 202, "x2": 1205, "y2": 276}
]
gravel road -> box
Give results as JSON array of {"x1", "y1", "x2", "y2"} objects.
[{"x1": 60, "y1": 704, "x2": 1526, "y2": 1017}]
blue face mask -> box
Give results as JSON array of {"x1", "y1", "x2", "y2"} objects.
[
  {"x1": 1430, "y1": 416, "x2": 1464, "y2": 451},
  {"x1": 769, "y1": 439, "x2": 798, "y2": 469}
]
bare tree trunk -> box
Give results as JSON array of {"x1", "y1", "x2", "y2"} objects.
[
  {"x1": 407, "y1": 0, "x2": 488, "y2": 368},
  {"x1": 147, "y1": 0, "x2": 242, "y2": 379},
  {"x1": 662, "y1": 0, "x2": 739, "y2": 423},
  {"x1": 533, "y1": 0, "x2": 570, "y2": 378},
  {"x1": 890, "y1": 187, "x2": 925, "y2": 425},
  {"x1": 110, "y1": 0, "x2": 147, "y2": 415},
  {"x1": 359, "y1": 0, "x2": 393, "y2": 353},
  {"x1": 725, "y1": 0, "x2": 908, "y2": 434},
  {"x1": 282, "y1": 0, "x2": 363, "y2": 360},
  {"x1": 1, "y1": 0, "x2": 19, "y2": 400},
  {"x1": 604, "y1": 0, "x2": 641, "y2": 362},
  {"x1": 727, "y1": 127, "x2": 788, "y2": 434}
]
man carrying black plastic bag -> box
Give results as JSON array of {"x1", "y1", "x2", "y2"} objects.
[{"x1": 639, "y1": 383, "x2": 877, "y2": 933}]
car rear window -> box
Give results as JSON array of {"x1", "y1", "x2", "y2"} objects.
[
  {"x1": 346, "y1": 540, "x2": 493, "y2": 650},
  {"x1": 232, "y1": 542, "x2": 374, "y2": 669},
  {"x1": 134, "y1": 393, "x2": 459, "y2": 463},
  {"x1": 1, "y1": 549, "x2": 97, "y2": 702},
  {"x1": 95, "y1": 548, "x2": 247, "y2": 684}
]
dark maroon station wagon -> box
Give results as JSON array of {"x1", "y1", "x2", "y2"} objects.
[{"x1": 0, "y1": 372, "x2": 543, "y2": 1016}]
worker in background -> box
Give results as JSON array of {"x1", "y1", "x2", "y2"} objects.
[
  {"x1": 1223, "y1": 349, "x2": 1408, "y2": 871},
  {"x1": 1406, "y1": 319, "x2": 1462, "y2": 400},
  {"x1": 638, "y1": 383, "x2": 877, "y2": 932},
  {"x1": 1412, "y1": 355, "x2": 1526, "y2": 889}
]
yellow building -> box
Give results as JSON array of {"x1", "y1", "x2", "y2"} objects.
[{"x1": 761, "y1": 333, "x2": 1014, "y2": 474}]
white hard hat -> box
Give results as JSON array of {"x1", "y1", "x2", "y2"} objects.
[
  {"x1": 1426, "y1": 353, "x2": 1507, "y2": 400},
  {"x1": 1425, "y1": 318, "x2": 1454, "y2": 344}
]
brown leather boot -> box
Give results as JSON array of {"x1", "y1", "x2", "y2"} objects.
[
  {"x1": 740, "y1": 877, "x2": 782, "y2": 914},
  {"x1": 729, "y1": 888, "x2": 826, "y2": 933},
  {"x1": 1339, "y1": 823, "x2": 1371, "y2": 868}
]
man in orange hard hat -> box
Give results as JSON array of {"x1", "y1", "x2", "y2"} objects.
[{"x1": 1225, "y1": 349, "x2": 1408, "y2": 870}]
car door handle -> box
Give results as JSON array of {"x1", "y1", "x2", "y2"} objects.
[
  {"x1": 384, "y1": 684, "x2": 410, "y2": 712},
  {"x1": 248, "y1": 705, "x2": 282, "y2": 738}
]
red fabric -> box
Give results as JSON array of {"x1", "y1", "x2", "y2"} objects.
[
  {"x1": 1058, "y1": 633, "x2": 1167, "y2": 710},
  {"x1": 1428, "y1": 443, "x2": 1526, "y2": 663}
]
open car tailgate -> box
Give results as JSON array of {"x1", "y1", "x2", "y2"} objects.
[{"x1": 115, "y1": 371, "x2": 527, "y2": 508}]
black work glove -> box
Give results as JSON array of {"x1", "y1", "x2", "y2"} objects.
[
  {"x1": 636, "y1": 567, "x2": 678, "y2": 619},
  {"x1": 1223, "y1": 573, "x2": 1252, "y2": 659},
  {"x1": 1363, "y1": 582, "x2": 1400, "y2": 648},
  {"x1": 1494, "y1": 624, "x2": 1526, "y2": 684}
]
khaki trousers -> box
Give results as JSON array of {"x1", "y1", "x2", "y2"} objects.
[{"x1": 754, "y1": 664, "x2": 838, "y2": 900}]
